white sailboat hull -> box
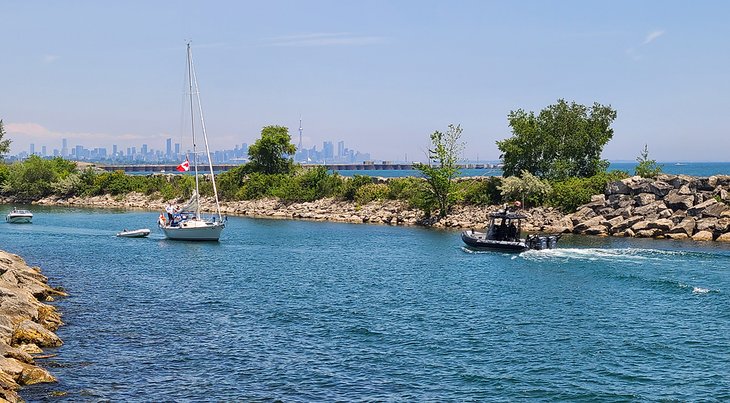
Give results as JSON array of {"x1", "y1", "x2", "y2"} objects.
[{"x1": 161, "y1": 219, "x2": 224, "y2": 241}]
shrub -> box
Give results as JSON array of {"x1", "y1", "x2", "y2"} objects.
[
  {"x1": 548, "y1": 170, "x2": 629, "y2": 212},
  {"x1": 2, "y1": 155, "x2": 59, "y2": 199},
  {"x1": 354, "y1": 183, "x2": 389, "y2": 205},
  {"x1": 237, "y1": 172, "x2": 284, "y2": 200},
  {"x1": 455, "y1": 177, "x2": 502, "y2": 206},
  {"x1": 635, "y1": 144, "x2": 662, "y2": 178},
  {"x1": 499, "y1": 171, "x2": 552, "y2": 207},
  {"x1": 340, "y1": 175, "x2": 373, "y2": 201}
]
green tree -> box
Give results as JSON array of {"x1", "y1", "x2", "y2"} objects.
[
  {"x1": 247, "y1": 125, "x2": 297, "y2": 174},
  {"x1": 634, "y1": 144, "x2": 662, "y2": 178},
  {"x1": 497, "y1": 99, "x2": 617, "y2": 180},
  {"x1": 0, "y1": 120, "x2": 11, "y2": 159},
  {"x1": 413, "y1": 124, "x2": 464, "y2": 218}
]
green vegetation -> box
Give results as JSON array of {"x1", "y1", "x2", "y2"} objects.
[
  {"x1": 634, "y1": 144, "x2": 662, "y2": 178},
  {"x1": 548, "y1": 170, "x2": 629, "y2": 212},
  {"x1": 497, "y1": 99, "x2": 617, "y2": 180},
  {"x1": 499, "y1": 171, "x2": 552, "y2": 208},
  {"x1": 413, "y1": 124, "x2": 464, "y2": 218},
  {"x1": 0, "y1": 120, "x2": 11, "y2": 160},
  {"x1": 0, "y1": 109, "x2": 647, "y2": 219}
]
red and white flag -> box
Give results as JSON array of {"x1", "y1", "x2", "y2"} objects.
[{"x1": 176, "y1": 158, "x2": 190, "y2": 172}]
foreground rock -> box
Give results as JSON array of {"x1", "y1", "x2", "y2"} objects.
[
  {"x1": 0, "y1": 250, "x2": 66, "y2": 402},
  {"x1": 567, "y1": 174, "x2": 730, "y2": 242}
]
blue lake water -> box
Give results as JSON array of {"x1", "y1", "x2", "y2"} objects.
[
  {"x1": 2, "y1": 205, "x2": 730, "y2": 401},
  {"x1": 333, "y1": 162, "x2": 730, "y2": 177}
]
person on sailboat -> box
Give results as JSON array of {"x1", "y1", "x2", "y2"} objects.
[{"x1": 165, "y1": 203, "x2": 174, "y2": 222}]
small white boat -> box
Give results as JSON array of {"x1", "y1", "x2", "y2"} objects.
[
  {"x1": 116, "y1": 228, "x2": 151, "y2": 238},
  {"x1": 6, "y1": 208, "x2": 33, "y2": 224}
]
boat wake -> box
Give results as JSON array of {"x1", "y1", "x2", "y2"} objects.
[{"x1": 519, "y1": 247, "x2": 693, "y2": 263}]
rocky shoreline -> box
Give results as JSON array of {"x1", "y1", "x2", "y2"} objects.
[
  {"x1": 24, "y1": 192, "x2": 566, "y2": 233},
  {"x1": 0, "y1": 250, "x2": 66, "y2": 402},
  {"x1": 562, "y1": 174, "x2": 730, "y2": 241},
  {"x1": 4, "y1": 173, "x2": 730, "y2": 243}
]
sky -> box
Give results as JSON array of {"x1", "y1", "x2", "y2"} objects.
[{"x1": 2, "y1": 0, "x2": 729, "y2": 162}]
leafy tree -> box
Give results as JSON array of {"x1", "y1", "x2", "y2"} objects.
[
  {"x1": 2, "y1": 155, "x2": 58, "y2": 199},
  {"x1": 0, "y1": 120, "x2": 11, "y2": 159},
  {"x1": 499, "y1": 170, "x2": 552, "y2": 208},
  {"x1": 413, "y1": 124, "x2": 464, "y2": 218},
  {"x1": 634, "y1": 144, "x2": 662, "y2": 178},
  {"x1": 497, "y1": 99, "x2": 617, "y2": 180},
  {"x1": 247, "y1": 125, "x2": 297, "y2": 174}
]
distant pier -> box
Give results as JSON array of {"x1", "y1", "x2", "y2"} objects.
[{"x1": 97, "y1": 162, "x2": 500, "y2": 173}]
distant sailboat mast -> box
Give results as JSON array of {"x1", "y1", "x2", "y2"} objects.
[
  {"x1": 298, "y1": 115, "x2": 303, "y2": 150},
  {"x1": 186, "y1": 43, "x2": 200, "y2": 220}
]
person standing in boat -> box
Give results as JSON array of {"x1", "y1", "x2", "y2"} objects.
[{"x1": 165, "y1": 203, "x2": 174, "y2": 222}]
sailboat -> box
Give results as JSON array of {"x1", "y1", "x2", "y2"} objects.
[{"x1": 159, "y1": 43, "x2": 225, "y2": 241}]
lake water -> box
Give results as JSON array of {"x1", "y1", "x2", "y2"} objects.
[
  {"x1": 333, "y1": 162, "x2": 730, "y2": 177},
  {"x1": 2, "y1": 206, "x2": 730, "y2": 401}
]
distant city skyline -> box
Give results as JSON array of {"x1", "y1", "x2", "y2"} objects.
[
  {"x1": 9, "y1": 135, "x2": 373, "y2": 165},
  {"x1": 2, "y1": 1, "x2": 730, "y2": 162}
]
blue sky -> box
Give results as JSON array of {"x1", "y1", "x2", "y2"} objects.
[{"x1": 2, "y1": 0, "x2": 729, "y2": 162}]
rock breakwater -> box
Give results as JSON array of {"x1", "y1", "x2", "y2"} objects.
[
  {"x1": 565, "y1": 175, "x2": 730, "y2": 241},
  {"x1": 0, "y1": 250, "x2": 66, "y2": 402},
  {"x1": 30, "y1": 193, "x2": 565, "y2": 232}
]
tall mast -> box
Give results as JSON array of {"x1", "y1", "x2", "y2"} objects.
[
  {"x1": 189, "y1": 44, "x2": 223, "y2": 221},
  {"x1": 298, "y1": 115, "x2": 303, "y2": 150},
  {"x1": 187, "y1": 42, "x2": 201, "y2": 219}
]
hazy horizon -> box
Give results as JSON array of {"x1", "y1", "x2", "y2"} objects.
[{"x1": 3, "y1": 1, "x2": 729, "y2": 162}]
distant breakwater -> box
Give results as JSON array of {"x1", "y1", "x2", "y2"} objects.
[
  {"x1": 0, "y1": 250, "x2": 67, "y2": 402},
  {"x1": 561, "y1": 174, "x2": 730, "y2": 242}
]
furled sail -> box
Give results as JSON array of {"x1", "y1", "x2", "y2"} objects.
[{"x1": 180, "y1": 190, "x2": 199, "y2": 213}]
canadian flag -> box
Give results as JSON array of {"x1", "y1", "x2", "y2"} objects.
[{"x1": 176, "y1": 158, "x2": 190, "y2": 172}]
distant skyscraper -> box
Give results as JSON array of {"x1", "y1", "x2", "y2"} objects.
[
  {"x1": 141, "y1": 144, "x2": 148, "y2": 156},
  {"x1": 323, "y1": 141, "x2": 334, "y2": 160},
  {"x1": 175, "y1": 143, "x2": 180, "y2": 157},
  {"x1": 61, "y1": 138, "x2": 68, "y2": 157},
  {"x1": 30, "y1": 144, "x2": 35, "y2": 155},
  {"x1": 113, "y1": 144, "x2": 118, "y2": 157},
  {"x1": 166, "y1": 138, "x2": 172, "y2": 158},
  {"x1": 337, "y1": 141, "x2": 345, "y2": 158},
  {"x1": 41, "y1": 145, "x2": 47, "y2": 156}
]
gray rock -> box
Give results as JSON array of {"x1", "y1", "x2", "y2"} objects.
[
  {"x1": 634, "y1": 193, "x2": 656, "y2": 206},
  {"x1": 633, "y1": 201, "x2": 667, "y2": 217},
  {"x1": 668, "y1": 217, "x2": 696, "y2": 236},
  {"x1": 664, "y1": 190, "x2": 695, "y2": 211},
  {"x1": 606, "y1": 180, "x2": 630, "y2": 195},
  {"x1": 688, "y1": 199, "x2": 720, "y2": 217},
  {"x1": 649, "y1": 181, "x2": 674, "y2": 197},
  {"x1": 647, "y1": 219, "x2": 674, "y2": 231},
  {"x1": 696, "y1": 218, "x2": 718, "y2": 232}
]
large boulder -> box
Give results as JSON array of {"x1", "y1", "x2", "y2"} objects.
[
  {"x1": 607, "y1": 194, "x2": 634, "y2": 208},
  {"x1": 664, "y1": 190, "x2": 695, "y2": 211},
  {"x1": 649, "y1": 181, "x2": 674, "y2": 197},
  {"x1": 692, "y1": 230, "x2": 714, "y2": 241},
  {"x1": 573, "y1": 216, "x2": 608, "y2": 233},
  {"x1": 633, "y1": 201, "x2": 667, "y2": 217},
  {"x1": 11, "y1": 320, "x2": 62, "y2": 348},
  {"x1": 688, "y1": 199, "x2": 725, "y2": 217},
  {"x1": 634, "y1": 193, "x2": 656, "y2": 206},
  {"x1": 606, "y1": 180, "x2": 631, "y2": 195},
  {"x1": 696, "y1": 218, "x2": 718, "y2": 232},
  {"x1": 716, "y1": 232, "x2": 730, "y2": 242},
  {"x1": 669, "y1": 217, "x2": 696, "y2": 236},
  {"x1": 647, "y1": 219, "x2": 674, "y2": 231}
]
